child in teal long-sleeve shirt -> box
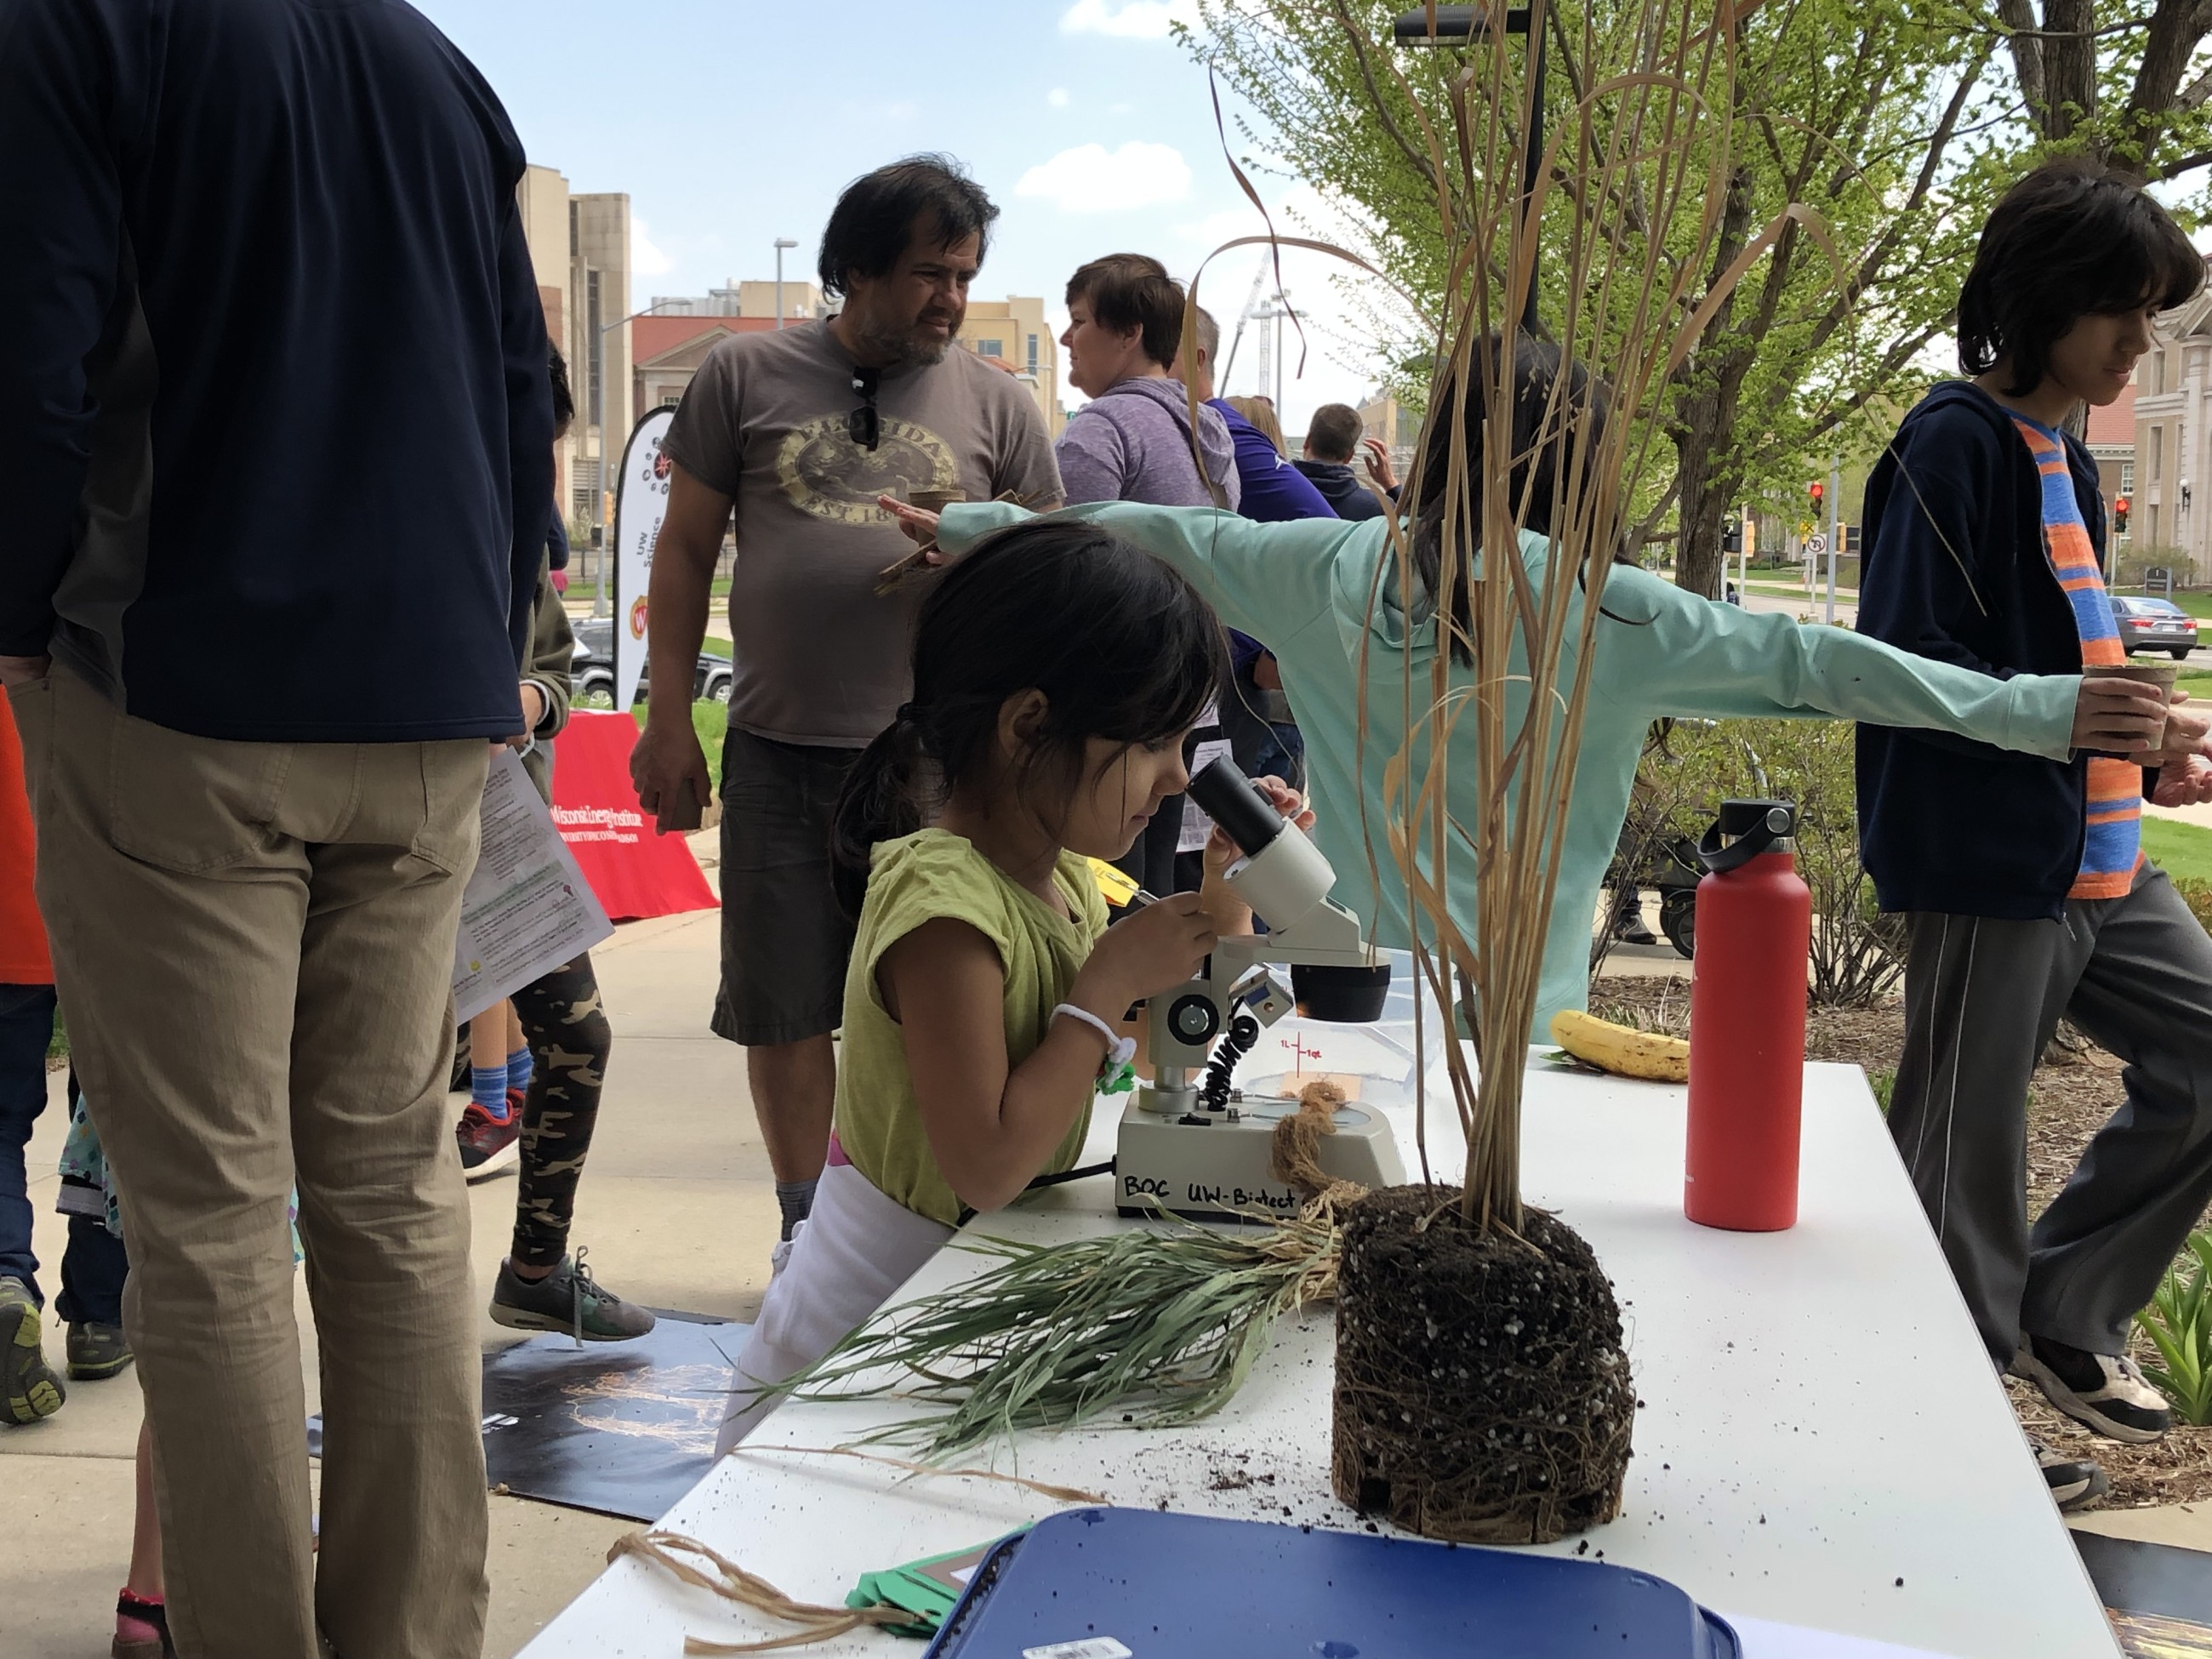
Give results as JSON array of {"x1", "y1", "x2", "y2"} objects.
[{"x1": 887, "y1": 339, "x2": 2166, "y2": 1040}]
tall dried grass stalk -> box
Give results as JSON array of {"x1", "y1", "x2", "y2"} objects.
[{"x1": 1195, "y1": 0, "x2": 1825, "y2": 1233}]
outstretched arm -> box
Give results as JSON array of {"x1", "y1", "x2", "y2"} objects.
[
  {"x1": 1589, "y1": 564, "x2": 2162, "y2": 761},
  {"x1": 927, "y1": 499, "x2": 1371, "y2": 651}
]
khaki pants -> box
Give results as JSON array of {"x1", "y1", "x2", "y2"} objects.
[{"x1": 13, "y1": 665, "x2": 492, "y2": 1659}]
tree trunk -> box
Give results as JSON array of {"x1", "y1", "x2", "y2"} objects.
[
  {"x1": 2125, "y1": 0, "x2": 2212, "y2": 168},
  {"x1": 1671, "y1": 166, "x2": 1755, "y2": 600},
  {"x1": 2041, "y1": 0, "x2": 2098, "y2": 141},
  {"x1": 1673, "y1": 422, "x2": 1742, "y2": 601}
]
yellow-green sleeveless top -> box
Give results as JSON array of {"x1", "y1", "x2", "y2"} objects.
[{"x1": 834, "y1": 829, "x2": 1109, "y2": 1226}]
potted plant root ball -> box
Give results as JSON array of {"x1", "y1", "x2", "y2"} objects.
[{"x1": 1331, "y1": 1188, "x2": 1634, "y2": 1543}]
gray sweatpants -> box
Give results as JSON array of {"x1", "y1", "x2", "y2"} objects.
[{"x1": 1889, "y1": 864, "x2": 2212, "y2": 1372}]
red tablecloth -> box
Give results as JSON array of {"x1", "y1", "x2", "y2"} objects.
[{"x1": 550, "y1": 712, "x2": 717, "y2": 923}]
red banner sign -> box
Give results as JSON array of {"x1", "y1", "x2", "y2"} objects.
[{"x1": 549, "y1": 711, "x2": 716, "y2": 923}]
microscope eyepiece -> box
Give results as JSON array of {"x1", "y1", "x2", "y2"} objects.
[{"x1": 1187, "y1": 757, "x2": 1284, "y2": 857}]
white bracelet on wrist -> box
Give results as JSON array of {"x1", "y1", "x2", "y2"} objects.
[{"x1": 1052, "y1": 1002, "x2": 1136, "y2": 1068}]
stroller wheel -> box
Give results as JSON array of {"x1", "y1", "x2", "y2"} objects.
[{"x1": 1659, "y1": 893, "x2": 1696, "y2": 960}]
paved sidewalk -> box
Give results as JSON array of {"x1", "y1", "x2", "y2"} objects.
[{"x1": 2, "y1": 833, "x2": 777, "y2": 1659}]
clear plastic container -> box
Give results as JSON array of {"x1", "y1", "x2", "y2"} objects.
[{"x1": 1236, "y1": 948, "x2": 1450, "y2": 1109}]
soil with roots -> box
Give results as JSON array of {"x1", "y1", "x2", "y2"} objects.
[{"x1": 1332, "y1": 1187, "x2": 1635, "y2": 1544}]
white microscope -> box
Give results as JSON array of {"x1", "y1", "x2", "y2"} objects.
[{"x1": 1115, "y1": 758, "x2": 1409, "y2": 1221}]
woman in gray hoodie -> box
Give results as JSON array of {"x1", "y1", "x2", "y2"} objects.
[{"x1": 1056, "y1": 254, "x2": 1242, "y2": 511}]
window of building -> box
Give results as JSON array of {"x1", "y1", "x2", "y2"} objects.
[
  {"x1": 2152, "y1": 425, "x2": 2164, "y2": 482},
  {"x1": 2122, "y1": 460, "x2": 2135, "y2": 494},
  {"x1": 977, "y1": 339, "x2": 1004, "y2": 358},
  {"x1": 2158, "y1": 349, "x2": 2170, "y2": 396},
  {"x1": 2150, "y1": 503, "x2": 2163, "y2": 545},
  {"x1": 1028, "y1": 334, "x2": 1040, "y2": 373}
]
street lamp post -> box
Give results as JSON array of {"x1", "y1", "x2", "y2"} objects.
[
  {"x1": 1394, "y1": 5, "x2": 1544, "y2": 334},
  {"x1": 774, "y1": 237, "x2": 799, "y2": 329},
  {"x1": 590, "y1": 299, "x2": 689, "y2": 617}
]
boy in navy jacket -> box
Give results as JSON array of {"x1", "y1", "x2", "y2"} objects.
[{"x1": 1858, "y1": 160, "x2": 2212, "y2": 1508}]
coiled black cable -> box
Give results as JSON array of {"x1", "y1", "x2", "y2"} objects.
[{"x1": 1200, "y1": 1012, "x2": 1261, "y2": 1112}]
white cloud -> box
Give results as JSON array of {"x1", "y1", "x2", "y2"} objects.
[
  {"x1": 885, "y1": 100, "x2": 919, "y2": 121},
  {"x1": 1048, "y1": 88, "x2": 1071, "y2": 108},
  {"x1": 1059, "y1": 0, "x2": 1199, "y2": 39},
  {"x1": 631, "y1": 217, "x2": 674, "y2": 278},
  {"x1": 1017, "y1": 142, "x2": 1193, "y2": 213}
]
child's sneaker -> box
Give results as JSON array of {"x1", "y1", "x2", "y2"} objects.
[
  {"x1": 0, "y1": 1276, "x2": 64, "y2": 1423},
  {"x1": 2015, "y1": 1335, "x2": 2172, "y2": 1444},
  {"x1": 68, "y1": 1320, "x2": 134, "y2": 1381},
  {"x1": 456, "y1": 1087, "x2": 524, "y2": 1177},
  {"x1": 488, "y1": 1250, "x2": 656, "y2": 1343},
  {"x1": 2030, "y1": 1438, "x2": 2107, "y2": 1511}
]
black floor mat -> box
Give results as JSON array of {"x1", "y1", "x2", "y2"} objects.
[
  {"x1": 2075, "y1": 1530, "x2": 2212, "y2": 1657},
  {"x1": 309, "y1": 1309, "x2": 746, "y2": 1524}
]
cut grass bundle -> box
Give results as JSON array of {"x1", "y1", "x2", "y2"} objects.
[{"x1": 773, "y1": 1216, "x2": 1342, "y2": 1462}]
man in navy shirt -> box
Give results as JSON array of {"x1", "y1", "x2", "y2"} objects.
[
  {"x1": 0, "y1": 3, "x2": 550, "y2": 1652},
  {"x1": 1297, "y1": 402, "x2": 1402, "y2": 521}
]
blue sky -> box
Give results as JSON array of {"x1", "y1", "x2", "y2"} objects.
[{"x1": 412, "y1": 0, "x2": 1384, "y2": 429}]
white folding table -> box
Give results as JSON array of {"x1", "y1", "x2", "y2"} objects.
[{"x1": 520, "y1": 1058, "x2": 2119, "y2": 1658}]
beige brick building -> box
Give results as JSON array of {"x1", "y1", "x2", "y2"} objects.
[
  {"x1": 649, "y1": 279, "x2": 827, "y2": 324},
  {"x1": 1357, "y1": 390, "x2": 1419, "y2": 470},
  {"x1": 957, "y1": 296, "x2": 1063, "y2": 437},
  {"x1": 517, "y1": 164, "x2": 632, "y2": 533},
  {"x1": 622, "y1": 285, "x2": 1063, "y2": 440}
]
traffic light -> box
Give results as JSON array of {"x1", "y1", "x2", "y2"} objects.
[
  {"x1": 1844, "y1": 523, "x2": 1862, "y2": 556},
  {"x1": 2115, "y1": 493, "x2": 2131, "y2": 534},
  {"x1": 1721, "y1": 517, "x2": 1742, "y2": 554},
  {"x1": 1810, "y1": 480, "x2": 1825, "y2": 511}
]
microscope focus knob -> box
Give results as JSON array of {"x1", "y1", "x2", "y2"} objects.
[{"x1": 1166, "y1": 994, "x2": 1220, "y2": 1046}]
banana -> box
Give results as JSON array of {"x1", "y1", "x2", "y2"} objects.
[{"x1": 1549, "y1": 1009, "x2": 1690, "y2": 1083}]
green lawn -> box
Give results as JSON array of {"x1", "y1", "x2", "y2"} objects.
[
  {"x1": 634, "y1": 699, "x2": 729, "y2": 791},
  {"x1": 2145, "y1": 817, "x2": 2212, "y2": 882}
]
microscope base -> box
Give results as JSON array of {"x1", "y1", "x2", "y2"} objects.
[{"x1": 1113, "y1": 1092, "x2": 1406, "y2": 1223}]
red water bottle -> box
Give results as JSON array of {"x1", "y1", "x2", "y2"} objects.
[{"x1": 1685, "y1": 799, "x2": 1813, "y2": 1232}]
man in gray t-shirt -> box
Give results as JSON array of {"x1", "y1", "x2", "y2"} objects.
[{"x1": 632, "y1": 158, "x2": 1060, "y2": 1253}]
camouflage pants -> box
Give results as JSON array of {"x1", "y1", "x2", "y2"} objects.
[{"x1": 509, "y1": 952, "x2": 613, "y2": 1270}]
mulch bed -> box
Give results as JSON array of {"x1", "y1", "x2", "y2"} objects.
[{"x1": 1589, "y1": 974, "x2": 2212, "y2": 1511}]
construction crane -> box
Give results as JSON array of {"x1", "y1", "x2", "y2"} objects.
[{"x1": 1217, "y1": 250, "x2": 1274, "y2": 392}]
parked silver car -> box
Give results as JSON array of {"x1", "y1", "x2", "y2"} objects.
[{"x1": 2110, "y1": 596, "x2": 2199, "y2": 661}]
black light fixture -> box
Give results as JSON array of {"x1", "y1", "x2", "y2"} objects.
[
  {"x1": 1391, "y1": 4, "x2": 1529, "y2": 41},
  {"x1": 1391, "y1": 6, "x2": 1544, "y2": 334}
]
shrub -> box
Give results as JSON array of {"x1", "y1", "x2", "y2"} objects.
[
  {"x1": 1618, "y1": 718, "x2": 1903, "y2": 1008},
  {"x1": 2136, "y1": 1230, "x2": 2212, "y2": 1426},
  {"x1": 2112, "y1": 545, "x2": 2195, "y2": 591}
]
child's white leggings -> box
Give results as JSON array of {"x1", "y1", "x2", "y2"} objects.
[{"x1": 715, "y1": 1159, "x2": 956, "y2": 1455}]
